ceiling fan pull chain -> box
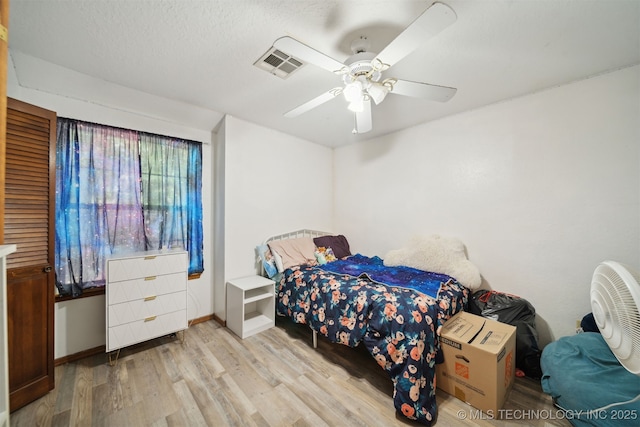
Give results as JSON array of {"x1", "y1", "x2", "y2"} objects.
[{"x1": 352, "y1": 113, "x2": 358, "y2": 134}]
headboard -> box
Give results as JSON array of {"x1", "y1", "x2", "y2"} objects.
[
  {"x1": 263, "y1": 229, "x2": 332, "y2": 244},
  {"x1": 259, "y1": 229, "x2": 333, "y2": 277}
]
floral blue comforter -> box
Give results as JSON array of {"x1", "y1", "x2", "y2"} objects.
[{"x1": 276, "y1": 255, "x2": 469, "y2": 425}]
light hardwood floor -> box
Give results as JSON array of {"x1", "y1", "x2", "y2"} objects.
[{"x1": 10, "y1": 318, "x2": 571, "y2": 427}]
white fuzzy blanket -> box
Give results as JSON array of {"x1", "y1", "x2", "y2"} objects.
[{"x1": 384, "y1": 235, "x2": 481, "y2": 290}]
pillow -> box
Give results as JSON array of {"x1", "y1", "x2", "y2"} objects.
[
  {"x1": 271, "y1": 248, "x2": 284, "y2": 273},
  {"x1": 268, "y1": 237, "x2": 317, "y2": 270},
  {"x1": 313, "y1": 235, "x2": 351, "y2": 259},
  {"x1": 383, "y1": 235, "x2": 482, "y2": 290},
  {"x1": 256, "y1": 244, "x2": 278, "y2": 278},
  {"x1": 315, "y1": 247, "x2": 337, "y2": 265}
]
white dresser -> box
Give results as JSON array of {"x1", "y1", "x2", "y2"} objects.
[{"x1": 106, "y1": 249, "x2": 188, "y2": 354}]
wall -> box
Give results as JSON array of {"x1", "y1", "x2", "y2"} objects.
[
  {"x1": 213, "y1": 116, "x2": 333, "y2": 319},
  {"x1": 7, "y1": 52, "x2": 218, "y2": 358},
  {"x1": 334, "y1": 66, "x2": 640, "y2": 345}
]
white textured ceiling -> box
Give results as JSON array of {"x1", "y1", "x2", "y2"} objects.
[{"x1": 7, "y1": 0, "x2": 640, "y2": 147}]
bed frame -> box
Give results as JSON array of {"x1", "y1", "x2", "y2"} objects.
[
  {"x1": 263, "y1": 229, "x2": 332, "y2": 244},
  {"x1": 263, "y1": 229, "x2": 333, "y2": 348}
]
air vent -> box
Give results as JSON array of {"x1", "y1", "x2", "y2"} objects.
[{"x1": 254, "y1": 47, "x2": 304, "y2": 79}]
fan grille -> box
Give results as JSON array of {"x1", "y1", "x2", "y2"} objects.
[{"x1": 591, "y1": 261, "x2": 640, "y2": 374}]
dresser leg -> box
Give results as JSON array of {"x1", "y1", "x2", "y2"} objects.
[{"x1": 108, "y1": 349, "x2": 121, "y2": 366}]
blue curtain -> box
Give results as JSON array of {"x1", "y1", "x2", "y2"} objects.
[
  {"x1": 55, "y1": 118, "x2": 203, "y2": 297},
  {"x1": 139, "y1": 133, "x2": 204, "y2": 274},
  {"x1": 55, "y1": 119, "x2": 145, "y2": 296},
  {"x1": 186, "y1": 142, "x2": 204, "y2": 274}
]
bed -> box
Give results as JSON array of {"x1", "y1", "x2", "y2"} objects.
[{"x1": 260, "y1": 230, "x2": 470, "y2": 425}]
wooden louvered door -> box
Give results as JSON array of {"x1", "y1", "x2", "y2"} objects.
[{"x1": 4, "y1": 98, "x2": 56, "y2": 411}]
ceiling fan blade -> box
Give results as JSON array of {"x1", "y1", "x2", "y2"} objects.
[
  {"x1": 284, "y1": 87, "x2": 343, "y2": 118},
  {"x1": 355, "y1": 100, "x2": 372, "y2": 134},
  {"x1": 373, "y1": 2, "x2": 456, "y2": 68},
  {"x1": 391, "y1": 79, "x2": 457, "y2": 102},
  {"x1": 273, "y1": 36, "x2": 344, "y2": 73}
]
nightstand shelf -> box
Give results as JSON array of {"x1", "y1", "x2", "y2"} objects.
[
  {"x1": 226, "y1": 276, "x2": 275, "y2": 339},
  {"x1": 245, "y1": 287, "x2": 273, "y2": 304}
]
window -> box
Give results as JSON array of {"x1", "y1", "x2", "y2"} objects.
[{"x1": 55, "y1": 118, "x2": 203, "y2": 297}]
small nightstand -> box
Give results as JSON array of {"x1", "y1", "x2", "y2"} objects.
[{"x1": 226, "y1": 275, "x2": 275, "y2": 339}]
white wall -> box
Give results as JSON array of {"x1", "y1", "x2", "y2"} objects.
[
  {"x1": 7, "y1": 53, "x2": 218, "y2": 358},
  {"x1": 213, "y1": 116, "x2": 333, "y2": 319},
  {"x1": 334, "y1": 66, "x2": 640, "y2": 345}
]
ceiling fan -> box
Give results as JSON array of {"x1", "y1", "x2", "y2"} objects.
[{"x1": 274, "y1": 2, "x2": 458, "y2": 134}]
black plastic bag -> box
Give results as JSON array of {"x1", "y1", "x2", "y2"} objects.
[
  {"x1": 469, "y1": 290, "x2": 542, "y2": 379},
  {"x1": 580, "y1": 312, "x2": 600, "y2": 333}
]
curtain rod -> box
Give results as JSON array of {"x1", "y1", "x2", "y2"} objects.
[{"x1": 58, "y1": 116, "x2": 202, "y2": 145}]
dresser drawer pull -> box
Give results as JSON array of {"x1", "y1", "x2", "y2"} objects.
[
  {"x1": 144, "y1": 255, "x2": 157, "y2": 260},
  {"x1": 144, "y1": 316, "x2": 157, "y2": 322},
  {"x1": 144, "y1": 295, "x2": 157, "y2": 301},
  {"x1": 144, "y1": 276, "x2": 156, "y2": 281}
]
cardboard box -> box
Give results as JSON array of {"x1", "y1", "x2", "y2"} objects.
[{"x1": 436, "y1": 311, "x2": 516, "y2": 415}]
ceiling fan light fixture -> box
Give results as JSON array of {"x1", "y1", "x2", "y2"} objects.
[
  {"x1": 367, "y1": 82, "x2": 390, "y2": 105},
  {"x1": 343, "y1": 80, "x2": 363, "y2": 103},
  {"x1": 347, "y1": 97, "x2": 364, "y2": 113}
]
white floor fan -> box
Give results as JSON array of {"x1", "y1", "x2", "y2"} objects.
[
  {"x1": 273, "y1": 2, "x2": 458, "y2": 134},
  {"x1": 544, "y1": 261, "x2": 640, "y2": 420},
  {"x1": 590, "y1": 261, "x2": 640, "y2": 375}
]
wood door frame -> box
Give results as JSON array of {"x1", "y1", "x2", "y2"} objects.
[{"x1": 0, "y1": 0, "x2": 10, "y2": 243}]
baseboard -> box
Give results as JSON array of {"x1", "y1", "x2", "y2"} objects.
[
  {"x1": 210, "y1": 313, "x2": 225, "y2": 327},
  {"x1": 55, "y1": 314, "x2": 224, "y2": 366},
  {"x1": 189, "y1": 313, "x2": 219, "y2": 326},
  {"x1": 55, "y1": 345, "x2": 105, "y2": 366},
  {"x1": 191, "y1": 312, "x2": 225, "y2": 327}
]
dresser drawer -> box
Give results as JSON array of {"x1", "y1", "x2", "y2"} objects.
[
  {"x1": 107, "y1": 251, "x2": 187, "y2": 282},
  {"x1": 107, "y1": 309, "x2": 187, "y2": 352},
  {"x1": 107, "y1": 272, "x2": 186, "y2": 305},
  {"x1": 108, "y1": 291, "x2": 187, "y2": 327},
  {"x1": 106, "y1": 249, "x2": 188, "y2": 354}
]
